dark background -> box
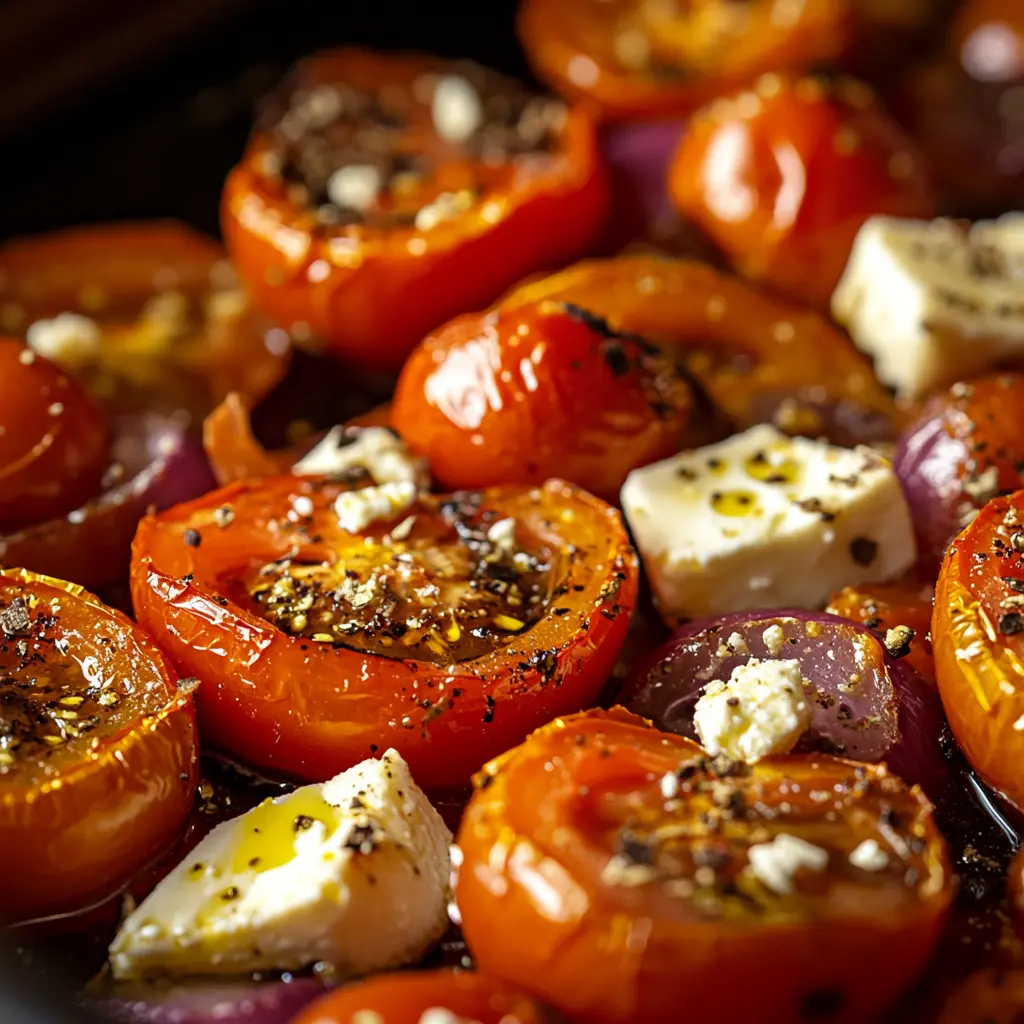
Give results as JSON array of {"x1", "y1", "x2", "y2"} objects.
[{"x1": 0, "y1": 0, "x2": 524, "y2": 238}]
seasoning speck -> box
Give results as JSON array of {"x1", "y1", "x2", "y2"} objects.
[
  {"x1": 849, "y1": 537, "x2": 878, "y2": 566},
  {"x1": 183, "y1": 528, "x2": 202, "y2": 548}
]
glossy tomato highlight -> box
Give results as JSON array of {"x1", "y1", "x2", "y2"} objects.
[
  {"x1": 392, "y1": 300, "x2": 693, "y2": 501},
  {"x1": 222, "y1": 49, "x2": 608, "y2": 373},
  {"x1": 669, "y1": 73, "x2": 935, "y2": 310},
  {"x1": 131, "y1": 475, "x2": 637, "y2": 790},
  {"x1": 0, "y1": 569, "x2": 197, "y2": 925},
  {"x1": 457, "y1": 708, "x2": 951, "y2": 1024}
]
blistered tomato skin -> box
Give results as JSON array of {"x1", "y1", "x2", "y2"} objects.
[
  {"x1": 827, "y1": 580, "x2": 935, "y2": 683},
  {"x1": 130, "y1": 475, "x2": 637, "y2": 791},
  {"x1": 0, "y1": 340, "x2": 109, "y2": 534},
  {"x1": 0, "y1": 569, "x2": 197, "y2": 925},
  {"x1": 933, "y1": 490, "x2": 1024, "y2": 811},
  {"x1": 292, "y1": 970, "x2": 552, "y2": 1024},
  {"x1": 392, "y1": 302, "x2": 692, "y2": 501},
  {"x1": 457, "y1": 707, "x2": 951, "y2": 1024},
  {"x1": 894, "y1": 376, "x2": 1024, "y2": 574},
  {"x1": 669, "y1": 74, "x2": 935, "y2": 311},
  {"x1": 0, "y1": 222, "x2": 288, "y2": 420},
  {"x1": 498, "y1": 255, "x2": 904, "y2": 446},
  {"x1": 222, "y1": 49, "x2": 608, "y2": 374}
]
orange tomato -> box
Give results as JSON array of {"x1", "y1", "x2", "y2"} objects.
[{"x1": 668, "y1": 73, "x2": 935, "y2": 310}]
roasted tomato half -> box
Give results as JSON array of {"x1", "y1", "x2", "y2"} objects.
[
  {"x1": 0, "y1": 222, "x2": 289, "y2": 422},
  {"x1": 0, "y1": 339, "x2": 109, "y2": 533},
  {"x1": 293, "y1": 970, "x2": 554, "y2": 1024},
  {"x1": 827, "y1": 580, "x2": 935, "y2": 683},
  {"x1": 669, "y1": 73, "x2": 935, "y2": 311},
  {"x1": 457, "y1": 707, "x2": 951, "y2": 1024},
  {"x1": 517, "y1": 0, "x2": 932, "y2": 122},
  {"x1": 392, "y1": 301, "x2": 693, "y2": 501},
  {"x1": 222, "y1": 49, "x2": 608, "y2": 374},
  {"x1": 498, "y1": 254, "x2": 904, "y2": 446},
  {"x1": 0, "y1": 569, "x2": 197, "y2": 925},
  {"x1": 894, "y1": 375, "x2": 1024, "y2": 573},
  {"x1": 130, "y1": 475, "x2": 637, "y2": 790},
  {"x1": 933, "y1": 489, "x2": 1024, "y2": 810}
]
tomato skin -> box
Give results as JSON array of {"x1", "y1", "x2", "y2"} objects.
[
  {"x1": 0, "y1": 340, "x2": 109, "y2": 533},
  {"x1": 498, "y1": 255, "x2": 904, "y2": 445},
  {"x1": 0, "y1": 222, "x2": 289, "y2": 420},
  {"x1": 292, "y1": 970, "x2": 552, "y2": 1024},
  {"x1": 827, "y1": 579, "x2": 935, "y2": 683},
  {"x1": 457, "y1": 707, "x2": 951, "y2": 1024},
  {"x1": 222, "y1": 50, "x2": 608, "y2": 374},
  {"x1": 936, "y1": 968, "x2": 1024, "y2": 1024},
  {"x1": 668, "y1": 74, "x2": 935, "y2": 310},
  {"x1": 0, "y1": 569, "x2": 197, "y2": 925},
  {"x1": 933, "y1": 490, "x2": 1024, "y2": 810},
  {"x1": 130, "y1": 476, "x2": 637, "y2": 791},
  {"x1": 392, "y1": 303, "x2": 692, "y2": 501}
]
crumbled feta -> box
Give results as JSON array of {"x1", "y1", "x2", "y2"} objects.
[
  {"x1": 693, "y1": 657, "x2": 812, "y2": 764},
  {"x1": 832, "y1": 214, "x2": 1024, "y2": 398},
  {"x1": 486, "y1": 517, "x2": 517, "y2": 557},
  {"x1": 747, "y1": 833, "x2": 829, "y2": 894},
  {"x1": 326, "y1": 164, "x2": 382, "y2": 213},
  {"x1": 431, "y1": 75, "x2": 484, "y2": 143},
  {"x1": 294, "y1": 426, "x2": 428, "y2": 488},
  {"x1": 621, "y1": 424, "x2": 915, "y2": 622},
  {"x1": 848, "y1": 839, "x2": 889, "y2": 872},
  {"x1": 25, "y1": 312, "x2": 101, "y2": 366},
  {"x1": 109, "y1": 750, "x2": 451, "y2": 979},
  {"x1": 762, "y1": 624, "x2": 786, "y2": 656},
  {"x1": 335, "y1": 482, "x2": 417, "y2": 533}
]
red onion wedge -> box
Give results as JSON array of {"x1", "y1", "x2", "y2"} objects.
[
  {"x1": 621, "y1": 609, "x2": 947, "y2": 795},
  {"x1": 0, "y1": 414, "x2": 216, "y2": 590},
  {"x1": 87, "y1": 976, "x2": 326, "y2": 1024}
]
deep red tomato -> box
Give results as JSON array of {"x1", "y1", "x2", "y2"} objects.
[
  {"x1": 130, "y1": 475, "x2": 637, "y2": 790},
  {"x1": 669, "y1": 73, "x2": 935, "y2": 310},
  {"x1": 0, "y1": 339, "x2": 109, "y2": 533},
  {"x1": 292, "y1": 970, "x2": 552, "y2": 1024},
  {"x1": 517, "y1": 0, "x2": 933, "y2": 122},
  {"x1": 0, "y1": 568, "x2": 197, "y2": 925},
  {"x1": 497, "y1": 255, "x2": 905, "y2": 446},
  {"x1": 222, "y1": 49, "x2": 608, "y2": 374},
  {"x1": 827, "y1": 579, "x2": 936, "y2": 683},
  {"x1": 933, "y1": 489, "x2": 1024, "y2": 809},
  {"x1": 457, "y1": 707, "x2": 951, "y2": 1024},
  {"x1": 0, "y1": 221, "x2": 290, "y2": 420},
  {"x1": 392, "y1": 300, "x2": 693, "y2": 501}
]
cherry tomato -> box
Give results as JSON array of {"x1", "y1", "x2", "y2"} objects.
[
  {"x1": 933, "y1": 489, "x2": 1024, "y2": 810},
  {"x1": 0, "y1": 340, "x2": 109, "y2": 533},
  {"x1": 498, "y1": 254, "x2": 905, "y2": 446},
  {"x1": 895, "y1": 375, "x2": 1024, "y2": 573},
  {"x1": 0, "y1": 568, "x2": 197, "y2": 925},
  {"x1": 292, "y1": 970, "x2": 552, "y2": 1024},
  {"x1": 0, "y1": 222, "x2": 290, "y2": 421},
  {"x1": 827, "y1": 580, "x2": 935, "y2": 682},
  {"x1": 222, "y1": 49, "x2": 608, "y2": 374},
  {"x1": 517, "y1": 0, "x2": 934, "y2": 122},
  {"x1": 668, "y1": 74, "x2": 935, "y2": 310},
  {"x1": 392, "y1": 301, "x2": 692, "y2": 501},
  {"x1": 130, "y1": 475, "x2": 637, "y2": 791},
  {"x1": 457, "y1": 707, "x2": 951, "y2": 1024}
]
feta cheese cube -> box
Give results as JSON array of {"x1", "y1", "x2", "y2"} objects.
[
  {"x1": 335, "y1": 481, "x2": 418, "y2": 533},
  {"x1": 431, "y1": 75, "x2": 484, "y2": 144},
  {"x1": 848, "y1": 838, "x2": 890, "y2": 872},
  {"x1": 832, "y1": 214, "x2": 1024, "y2": 398},
  {"x1": 109, "y1": 750, "x2": 451, "y2": 980},
  {"x1": 693, "y1": 657, "x2": 811, "y2": 764},
  {"x1": 620, "y1": 424, "x2": 916, "y2": 622},
  {"x1": 25, "y1": 312, "x2": 101, "y2": 367},
  {"x1": 747, "y1": 833, "x2": 830, "y2": 894},
  {"x1": 294, "y1": 426, "x2": 428, "y2": 488}
]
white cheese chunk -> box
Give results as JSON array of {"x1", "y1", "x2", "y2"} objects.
[
  {"x1": 25, "y1": 312, "x2": 101, "y2": 366},
  {"x1": 848, "y1": 838, "x2": 890, "y2": 872},
  {"x1": 832, "y1": 213, "x2": 1024, "y2": 398},
  {"x1": 747, "y1": 833, "x2": 829, "y2": 895},
  {"x1": 109, "y1": 750, "x2": 451, "y2": 980},
  {"x1": 431, "y1": 75, "x2": 484, "y2": 144},
  {"x1": 620, "y1": 424, "x2": 915, "y2": 622},
  {"x1": 326, "y1": 164, "x2": 382, "y2": 213},
  {"x1": 295, "y1": 426, "x2": 429, "y2": 488},
  {"x1": 693, "y1": 657, "x2": 811, "y2": 764},
  {"x1": 335, "y1": 481, "x2": 418, "y2": 533}
]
